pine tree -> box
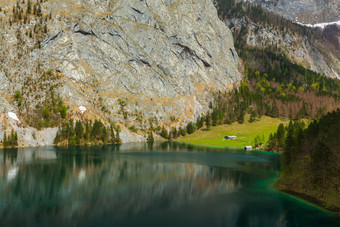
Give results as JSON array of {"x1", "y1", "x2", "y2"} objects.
[
  {"x1": 172, "y1": 127, "x2": 178, "y2": 139},
  {"x1": 212, "y1": 108, "x2": 218, "y2": 126},
  {"x1": 59, "y1": 105, "x2": 67, "y2": 118},
  {"x1": 282, "y1": 123, "x2": 295, "y2": 169},
  {"x1": 205, "y1": 112, "x2": 211, "y2": 130},
  {"x1": 297, "y1": 102, "x2": 308, "y2": 119},
  {"x1": 266, "y1": 133, "x2": 277, "y2": 151},
  {"x1": 110, "y1": 124, "x2": 115, "y2": 143},
  {"x1": 75, "y1": 121, "x2": 84, "y2": 142},
  {"x1": 91, "y1": 120, "x2": 103, "y2": 140},
  {"x1": 186, "y1": 122, "x2": 195, "y2": 134},
  {"x1": 103, "y1": 127, "x2": 108, "y2": 143},
  {"x1": 147, "y1": 131, "x2": 154, "y2": 143},
  {"x1": 54, "y1": 131, "x2": 60, "y2": 144},
  {"x1": 160, "y1": 126, "x2": 169, "y2": 139},
  {"x1": 43, "y1": 106, "x2": 50, "y2": 119},
  {"x1": 14, "y1": 132, "x2": 18, "y2": 146},
  {"x1": 271, "y1": 104, "x2": 279, "y2": 118},
  {"x1": 196, "y1": 116, "x2": 204, "y2": 129},
  {"x1": 69, "y1": 135, "x2": 77, "y2": 145},
  {"x1": 276, "y1": 123, "x2": 285, "y2": 152},
  {"x1": 27, "y1": 0, "x2": 31, "y2": 14},
  {"x1": 238, "y1": 110, "x2": 245, "y2": 124},
  {"x1": 115, "y1": 126, "x2": 121, "y2": 144},
  {"x1": 311, "y1": 136, "x2": 332, "y2": 187},
  {"x1": 3, "y1": 132, "x2": 7, "y2": 147},
  {"x1": 249, "y1": 109, "x2": 256, "y2": 122},
  {"x1": 180, "y1": 127, "x2": 187, "y2": 136}
]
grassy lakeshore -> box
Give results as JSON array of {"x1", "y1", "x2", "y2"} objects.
[{"x1": 179, "y1": 115, "x2": 289, "y2": 148}]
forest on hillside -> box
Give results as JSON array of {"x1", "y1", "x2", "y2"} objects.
[
  {"x1": 202, "y1": 0, "x2": 340, "y2": 126},
  {"x1": 271, "y1": 109, "x2": 340, "y2": 212}
]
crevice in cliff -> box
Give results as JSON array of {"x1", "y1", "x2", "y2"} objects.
[
  {"x1": 175, "y1": 43, "x2": 211, "y2": 68},
  {"x1": 108, "y1": 31, "x2": 130, "y2": 48},
  {"x1": 194, "y1": 33, "x2": 212, "y2": 58},
  {"x1": 140, "y1": 59, "x2": 151, "y2": 67},
  {"x1": 157, "y1": 64, "x2": 171, "y2": 77},
  {"x1": 229, "y1": 48, "x2": 235, "y2": 58},
  {"x1": 43, "y1": 31, "x2": 64, "y2": 46},
  {"x1": 131, "y1": 7, "x2": 144, "y2": 15},
  {"x1": 75, "y1": 29, "x2": 97, "y2": 37},
  {"x1": 49, "y1": 31, "x2": 63, "y2": 42},
  {"x1": 128, "y1": 59, "x2": 152, "y2": 68}
]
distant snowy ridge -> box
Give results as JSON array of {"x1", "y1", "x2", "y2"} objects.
[{"x1": 295, "y1": 20, "x2": 340, "y2": 29}]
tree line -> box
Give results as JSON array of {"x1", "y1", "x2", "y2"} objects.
[
  {"x1": 155, "y1": 59, "x2": 339, "y2": 141},
  {"x1": 2, "y1": 130, "x2": 19, "y2": 148},
  {"x1": 54, "y1": 119, "x2": 121, "y2": 145}
]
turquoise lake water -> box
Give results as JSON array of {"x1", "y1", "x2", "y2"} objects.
[{"x1": 0, "y1": 142, "x2": 339, "y2": 226}]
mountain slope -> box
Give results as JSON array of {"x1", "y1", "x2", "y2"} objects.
[
  {"x1": 244, "y1": 0, "x2": 340, "y2": 24},
  {"x1": 40, "y1": 0, "x2": 240, "y2": 120},
  {"x1": 215, "y1": 0, "x2": 340, "y2": 79},
  {"x1": 0, "y1": 0, "x2": 240, "y2": 146}
]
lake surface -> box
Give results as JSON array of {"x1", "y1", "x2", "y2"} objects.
[{"x1": 0, "y1": 142, "x2": 339, "y2": 226}]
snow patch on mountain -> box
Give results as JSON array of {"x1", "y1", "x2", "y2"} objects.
[
  {"x1": 8, "y1": 112, "x2": 20, "y2": 121},
  {"x1": 295, "y1": 20, "x2": 340, "y2": 29}
]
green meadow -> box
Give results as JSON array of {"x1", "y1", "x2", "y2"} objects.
[{"x1": 179, "y1": 115, "x2": 290, "y2": 148}]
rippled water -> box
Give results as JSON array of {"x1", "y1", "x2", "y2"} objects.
[{"x1": 0, "y1": 143, "x2": 339, "y2": 226}]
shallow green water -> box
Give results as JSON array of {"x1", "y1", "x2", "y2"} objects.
[{"x1": 0, "y1": 142, "x2": 339, "y2": 226}]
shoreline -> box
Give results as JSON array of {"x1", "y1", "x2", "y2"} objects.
[
  {"x1": 276, "y1": 187, "x2": 340, "y2": 215},
  {"x1": 0, "y1": 142, "x2": 122, "y2": 150},
  {"x1": 177, "y1": 141, "x2": 281, "y2": 155}
]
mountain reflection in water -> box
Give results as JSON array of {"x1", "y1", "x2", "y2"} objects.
[{"x1": 0, "y1": 143, "x2": 338, "y2": 226}]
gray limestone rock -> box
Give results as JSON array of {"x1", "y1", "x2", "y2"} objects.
[
  {"x1": 245, "y1": 0, "x2": 340, "y2": 24},
  {"x1": 40, "y1": 0, "x2": 240, "y2": 122},
  {"x1": 0, "y1": 0, "x2": 240, "y2": 146}
]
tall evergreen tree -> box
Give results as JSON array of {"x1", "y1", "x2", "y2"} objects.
[
  {"x1": 276, "y1": 123, "x2": 285, "y2": 152},
  {"x1": 283, "y1": 123, "x2": 295, "y2": 169},
  {"x1": 147, "y1": 131, "x2": 154, "y2": 143},
  {"x1": 206, "y1": 112, "x2": 211, "y2": 130},
  {"x1": 311, "y1": 135, "x2": 332, "y2": 187},
  {"x1": 75, "y1": 121, "x2": 84, "y2": 143},
  {"x1": 186, "y1": 122, "x2": 195, "y2": 134}
]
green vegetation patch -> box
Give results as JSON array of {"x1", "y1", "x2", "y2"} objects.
[
  {"x1": 273, "y1": 109, "x2": 340, "y2": 212},
  {"x1": 180, "y1": 115, "x2": 289, "y2": 148},
  {"x1": 54, "y1": 119, "x2": 121, "y2": 146}
]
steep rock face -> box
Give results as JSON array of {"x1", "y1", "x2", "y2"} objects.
[
  {"x1": 239, "y1": 21, "x2": 340, "y2": 79},
  {"x1": 0, "y1": 0, "x2": 240, "y2": 145},
  {"x1": 245, "y1": 0, "x2": 340, "y2": 24},
  {"x1": 39, "y1": 0, "x2": 240, "y2": 123},
  {"x1": 224, "y1": 14, "x2": 340, "y2": 79}
]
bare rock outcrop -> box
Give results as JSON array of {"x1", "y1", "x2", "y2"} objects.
[
  {"x1": 40, "y1": 0, "x2": 240, "y2": 122},
  {"x1": 0, "y1": 0, "x2": 240, "y2": 146},
  {"x1": 245, "y1": 0, "x2": 340, "y2": 24}
]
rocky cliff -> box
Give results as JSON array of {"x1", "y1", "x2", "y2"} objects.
[
  {"x1": 0, "y1": 0, "x2": 240, "y2": 146},
  {"x1": 245, "y1": 0, "x2": 340, "y2": 24},
  {"x1": 226, "y1": 17, "x2": 340, "y2": 79},
  {"x1": 214, "y1": 0, "x2": 340, "y2": 80}
]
